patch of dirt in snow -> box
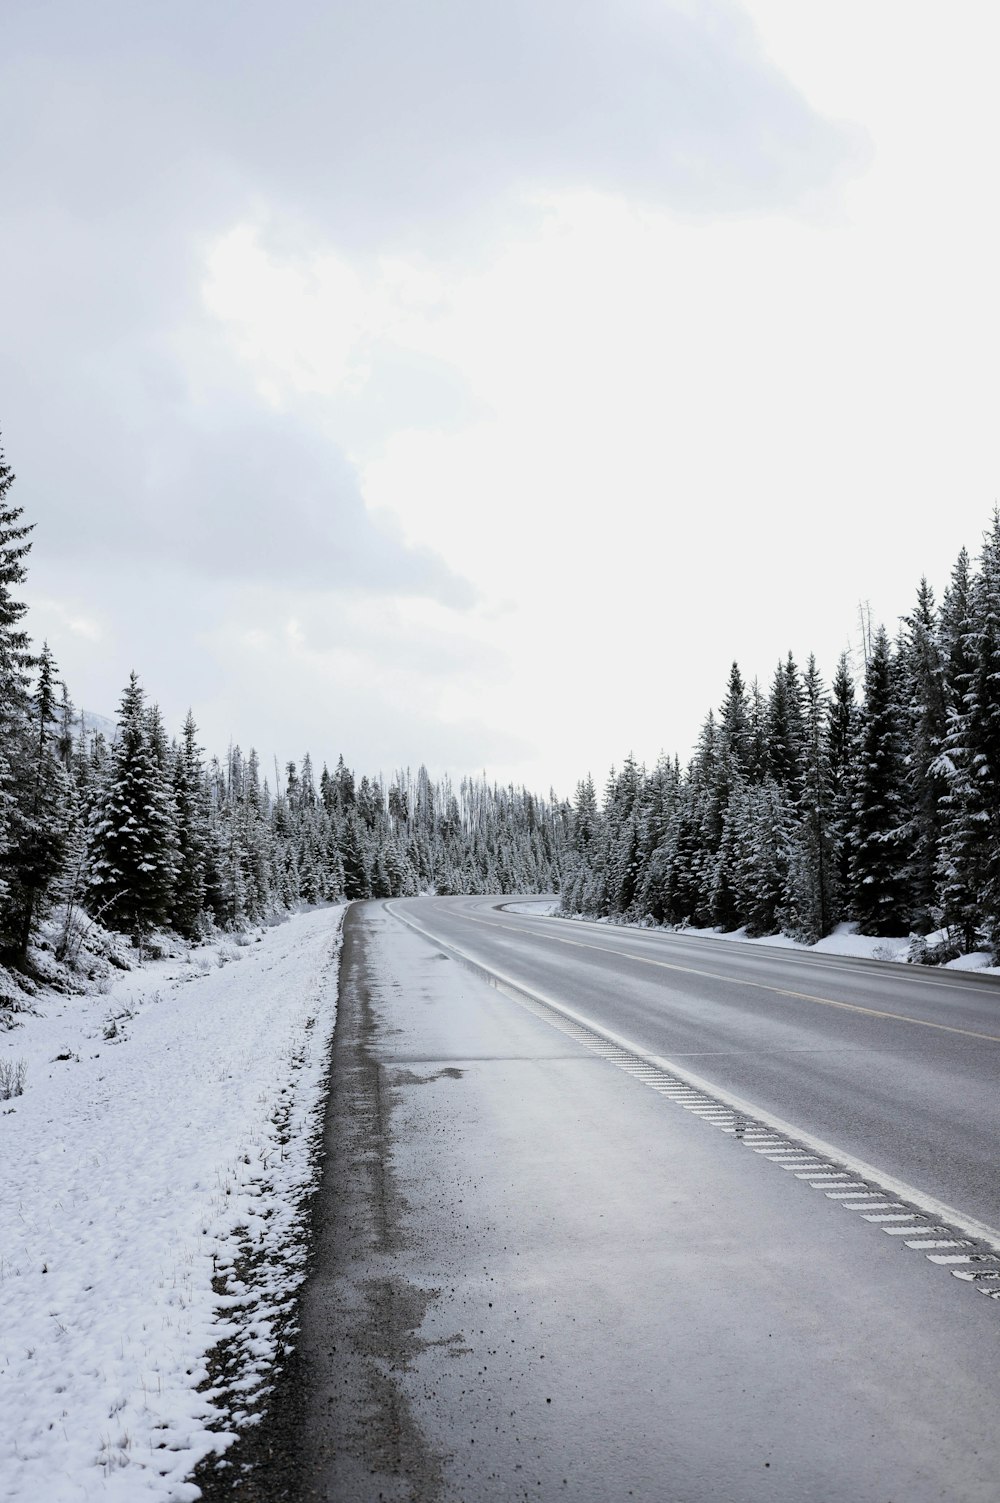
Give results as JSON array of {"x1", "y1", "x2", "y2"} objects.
[{"x1": 0, "y1": 903, "x2": 346, "y2": 1503}]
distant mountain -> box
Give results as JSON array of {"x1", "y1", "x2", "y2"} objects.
[{"x1": 72, "y1": 710, "x2": 117, "y2": 744}]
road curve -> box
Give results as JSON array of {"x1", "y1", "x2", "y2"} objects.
[{"x1": 391, "y1": 895, "x2": 1000, "y2": 1235}]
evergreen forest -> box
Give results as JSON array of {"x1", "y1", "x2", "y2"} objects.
[
  {"x1": 562, "y1": 514, "x2": 1000, "y2": 963},
  {"x1": 6, "y1": 422, "x2": 1000, "y2": 976},
  {"x1": 0, "y1": 436, "x2": 567, "y2": 973}
]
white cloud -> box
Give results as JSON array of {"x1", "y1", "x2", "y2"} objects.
[
  {"x1": 202, "y1": 226, "x2": 377, "y2": 403},
  {"x1": 30, "y1": 597, "x2": 106, "y2": 645},
  {"x1": 198, "y1": 115, "x2": 1000, "y2": 793},
  {"x1": 12, "y1": 1, "x2": 999, "y2": 795}
]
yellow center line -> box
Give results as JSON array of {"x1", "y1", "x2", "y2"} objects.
[{"x1": 451, "y1": 911, "x2": 1000, "y2": 1046}]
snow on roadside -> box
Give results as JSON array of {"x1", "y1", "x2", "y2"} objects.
[
  {"x1": 0, "y1": 903, "x2": 345, "y2": 1503},
  {"x1": 559, "y1": 913, "x2": 999, "y2": 973},
  {"x1": 500, "y1": 899, "x2": 559, "y2": 916}
]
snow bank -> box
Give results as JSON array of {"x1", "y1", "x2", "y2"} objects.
[
  {"x1": 0, "y1": 904, "x2": 345, "y2": 1502},
  {"x1": 501, "y1": 899, "x2": 559, "y2": 917},
  {"x1": 561, "y1": 914, "x2": 1000, "y2": 973}
]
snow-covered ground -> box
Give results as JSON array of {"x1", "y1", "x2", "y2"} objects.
[
  {"x1": 500, "y1": 898, "x2": 559, "y2": 916},
  {"x1": 0, "y1": 904, "x2": 345, "y2": 1503},
  {"x1": 561, "y1": 913, "x2": 999, "y2": 973}
]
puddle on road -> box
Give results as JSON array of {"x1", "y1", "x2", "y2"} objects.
[{"x1": 391, "y1": 1065, "x2": 465, "y2": 1085}]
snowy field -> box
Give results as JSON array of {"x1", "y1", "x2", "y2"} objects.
[{"x1": 1, "y1": 904, "x2": 345, "y2": 1503}]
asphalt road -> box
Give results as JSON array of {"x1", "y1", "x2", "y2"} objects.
[
  {"x1": 399, "y1": 896, "x2": 1000, "y2": 1236},
  {"x1": 240, "y1": 898, "x2": 1000, "y2": 1503}
]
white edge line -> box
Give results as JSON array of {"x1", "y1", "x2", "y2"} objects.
[
  {"x1": 386, "y1": 901, "x2": 1000, "y2": 1257},
  {"x1": 496, "y1": 902, "x2": 1000, "y2": 993}
]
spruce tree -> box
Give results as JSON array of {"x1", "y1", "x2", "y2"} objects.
[
  {"x1": 849, "y1": 628, "x2": 909, "y2": 935},
  {"x1": 341, "y1": 810, "x2": 371, "y2": 899},
  {"x1": 711, "y1": 665, "x2": 751, "y2": 926},
  {"x1": 827, "y1": 651, "x2": 858, "y2": 918},
  {"x1": 732, "y1": 779, "x2": 790, "y2": 936},
  {"x1": 935, "y1": 547, "x2": 981, "y2": 948},
  {"x1": 787, "y1": 655, "x2": 834, "y2": 941},
  {"x1": 170, "y1": 712, "x2": 210, "y2": 937},
  {"x1": 0, "y1": 436, "x2": 33, "y2": 923},
  {"x1": 1, "y1": 643, "x2": 73, "y2": 960},
  {"x1": 937, "y1": 518, "x2": 1000, "y2": 954},
  {"x1": 767, "y1": 654, "x2": 805, "y2": 793},
  {"x1": 897, "y1": 579, "x2": 947, "y2": 933},
  {"x1": 718, "y1": 662, "x2": 751, "y2": 777},
  {"x1": 87, "y1": 675, "x2": 180, "y2": 943}
]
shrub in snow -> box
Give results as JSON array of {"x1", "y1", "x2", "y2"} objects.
[
  {"x1": 0, "y1": 1056, "x2": 26, "y2": 1098},
  {"x1": 907, "y1": 930, "x2": 964, "y2": 966}
]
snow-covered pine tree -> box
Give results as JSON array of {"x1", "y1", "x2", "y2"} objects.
[
  {"x1": 938, "y1": 518, "x2": 1000, "y2": 955},
  {"x1": 826, "y1": 651, "x2": 858, "y2": 920},
  {"x1": 848, "y1": 628, "x2": 909, "y2": 936},
  {"x1": 897, "y1": 578, "x2": 947, "y2": 933},
  {"x1": 87, "y1": 675, "x2": 180, "y2": 943},
  {"x1": 602, "y1": 757, "x2": 644, "y2": 915},
  {"x1": 1, "y1": 643, "x2": 73, "y2": 960},
  {"x1": 745, "y1": 679, "x2": 769, "y2": 784},
  {"x1": 634, "y1": 756, "x2": 678, "y2": 922},
  {"x1": 169, "y1": 712, "x2": 211, "y2": 937},
  {"x1": 0, "y1": 436, "x2": 34, "y2": 929},
  {"x1": 766, "y1": 653, "x2": 805, "y2": 793},
  {"x1": 786, "y1": 655, "x2": 834, "y2": 942},
  {"x1": 719, "y1": 662, "x2": 751, "y2": 776},
  {"x1": 711, "y1": 664, "x2": 751, "y2": 927},
  {"x1": 935, "y1": 547, "x2": 983, "y2": 950},
  {"x1": 731, "y1": 779, "x2": 790, "y2": 937},
  {"x1": 333, "y1": 754, "x2": 356, "y2": 815},
  {"x1": 572, "y1": 775, "x2": 599, "y2": 854},
  {"x1": 341, "y1": 810, "x2": 371, "y2": 899},
  {"x1": 560, "y1": 775, "x2": 600, "y2": 914}
]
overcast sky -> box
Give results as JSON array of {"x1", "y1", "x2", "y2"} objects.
[{"x1": 4, "y1": 1, "x2": 999, "y2": 797}]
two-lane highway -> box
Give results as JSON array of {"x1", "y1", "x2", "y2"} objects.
[
  {"x1": 240, "y1": 897, "x2": 1000, "y2": 1503},
  {"x1": 392, "y1": 895, "x2": 1000, "y2": 1236}
]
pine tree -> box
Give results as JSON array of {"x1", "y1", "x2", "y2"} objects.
[
  {"x1": 711, "y1": 664, "x2": 751, "y2": 927},
  {"x1": 849, "y1": 628, "x2": 908, "y2": 935},
  {"x1": 170, "y1": 712, "x2": 210, "y2": 938},
  {"x1": 87, "y1": 675, "x2": 180, "y2": 942},
  {"x1": 767, "y1": 654, "x2": 805, "y2": 793},
  {"x1": 718, "y1": 662, "x2": 751, "y2": 776},
  {"x1": 897, "y1": 579, "x2": 947, "y2": 932},
  {"x1": 745, "y1": 679, "x2": 770, "y2": 784},
  {"x1": 0, "y1": 436, "x2": 34, "y2": 924},
  {"x1": 572, "y1": 775, "x2": 599, "y2": 853},
  {"x1": 937, "y1": 518, "x2": 1000, "y2": 954},
  {"x1": 1, "y1": 643, "x2": 73, "y2": 960},
  {"x1": 603, "y1": 757, "x2": 643, "y2": 915},
  {"x1": 333, "y1": 754, "x2": 356, "y2": 814},
  {"x1": 827, "y1": 651, "x2": 858, "y2": 919},
  {"x1": 935, "y1": 547, "x2": 981, "y2": 948},
  {"x1": 561, "y1": 775, "x2": 601, "y2": 915},
  {"x1": 786, "y1": 655, "x2": 834, "y2": 942},
  {"x1": 732, "y1": 779, "x2": 791, "y2": 936},
  {"x1": 341, "y1": 810, "x2": 371, "y2": 899}
]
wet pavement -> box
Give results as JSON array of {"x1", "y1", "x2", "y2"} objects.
[
  {"x1": 400, "y1": 895, "x2": 1000, "y2": 1234},
  {"x1": 237, "y1": 900, "x2": 1000, "y2": 1502}
]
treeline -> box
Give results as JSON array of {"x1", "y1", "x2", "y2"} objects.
[
  {"x1": 0, "y1": 438, "x2": 567, "y2": 968},
  {"x1": 563, "y1": 516, "x2": 1000, "y2": 962}
]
